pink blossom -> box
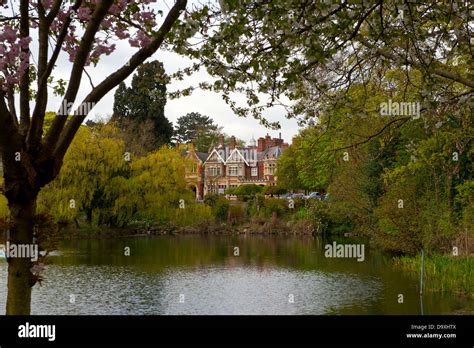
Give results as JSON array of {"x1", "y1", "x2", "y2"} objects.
[
  {"x1": 41, "y1": 0, "x2": 53, "y2": 10},
  {"x1": 5, "y1": 74, "x2": 18, "y2": 86},
  {"x1": 136, "y1": 30, "x2": 152, "y2": 48},
  {"x1": 101, "y1": 18, "x2": 113, "y2": 30},
  {"x1": 90, "y1": 43, "x2": 116, "y2": 62},
  {"x1": 114, "y1": 26, "x2": 130, "y2": 39},
  {"x1": 128, "y1": 37, "x2": 140, "y2": 48},
  {"x1": 109, "y1": 3, "x2": 120, "y2": 15},
  {"x1": 20, "y1": 37, "x2": 32, "y2": 49},
  {"x1": 133, "y1": 11, "x2": 155, "y2": 22},
  {"x1": 77, "y1": 6, "x2": 92, "y2": 21},
  {"x1": 0, "y1": 25, "x2": 18, "y2": 43}
]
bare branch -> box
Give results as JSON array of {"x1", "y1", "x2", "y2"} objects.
[{"x1": 83, "y1": 68, "x2": 95, "y2": 90}]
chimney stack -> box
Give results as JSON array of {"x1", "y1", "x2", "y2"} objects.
[
  {"x1": 257, "y1": 137, "x2": 265, "y2": 152},
  {"x1": 230, "y1": 135, "x2": 236, "y2": 149},
  {"x1": 218, "y1": 134, "x2": 225, "y2": 147},
  {"x1": 265, "y1": 134, "x2": 272, "y2": 149}
]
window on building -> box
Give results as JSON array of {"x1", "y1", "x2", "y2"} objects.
[
  {"x1": 208, "y1": 167, "x2": 220, "y2": 176},
  {"x1": 251, "y1": 167, "x2": 258, "y2": 177},
  {"x1": 264, "y1": 162, "x2": 277, "y2": 175},
  {"x1": 229, "y1": 166, "x2": 238, "y2": 176}
]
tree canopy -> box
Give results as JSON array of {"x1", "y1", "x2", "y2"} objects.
[
  {"x1": 173, "y1": 112, "x2": 221, "y2": 152},
  {"x1": 277, "y1": 68, "x2": 473, "y2": 254},
  {"x1": 172, "y1": 1, "x2": 472, "y2": 128},
  {"x1": 112, "y1": 60, "x2": 173, "y2": 149}
]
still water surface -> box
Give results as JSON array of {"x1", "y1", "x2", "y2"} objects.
[{"x1": 0, "y1": 235, "x2": 472, "y2": 314}]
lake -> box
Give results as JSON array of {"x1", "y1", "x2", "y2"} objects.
[{"x1": 0, "y1": 235, "x2": 472, "y2": 315}]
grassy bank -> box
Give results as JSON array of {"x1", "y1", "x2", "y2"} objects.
[{"x1": 394, "y1": 254, "x2": 474, "y2": 298}]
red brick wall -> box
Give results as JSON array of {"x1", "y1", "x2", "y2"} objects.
[{"x1": 258, "y1": 162, "x2": 264, "y2": 179}]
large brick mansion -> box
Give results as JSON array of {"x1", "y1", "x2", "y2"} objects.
[{"x1": 185, "y1": 134, "x2": 289, "y2": 199}]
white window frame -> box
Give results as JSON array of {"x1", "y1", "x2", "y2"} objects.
[
  {"x1": 229, "y1": 166, "x2": 238, "y2": 176},
  {"x1": 209, "y1": 166, "x2": 222, "y2": 176}
]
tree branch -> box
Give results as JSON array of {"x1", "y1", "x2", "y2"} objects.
[
  {"x1": 18, "y1": 0, "x2": 30, "y2": 137},
  {"x1": 53, "y1": 0, "x2": 188, "y2": 166},
  {"x1": 356, "y1": 36, "x2": 474, "y2": 89},
  {"x1": 46, "y1": 0, "x2": 63, "y2": 23},
  {"x1": 6, "y1": 87, "x2": 18, "y2": 125},
  {"x1": 331, "y1": 117, "x2": 410, "y2": 152},
  {"x1": 28, "y1": 0, "x2": 83, "y2": 150},
  {"x1": 41, "y1": 0, "x2": 113, "y2": 156},
  {"x1": 0, "y1": 91, "x2": 24, "y2": 188}
]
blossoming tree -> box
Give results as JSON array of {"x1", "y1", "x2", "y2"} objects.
[
  {"x1": 0, "y1": 0, "x2": 192, "y2": 315},
  {"x1": 1, "y1": 0, "x2": 472, "y2": 316}
]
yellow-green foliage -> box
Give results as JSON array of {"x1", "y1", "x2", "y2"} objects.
[
  {"x1": 0, "y1": 177, "x2": 8, "y2": 220},
  {"x1": 125, "y1": 146, "x2": 196, "y2": 225},
  {"x1": 37, "y1": 124, "x2": 211, "y2": 227},
  {"x1": 38, "y1": 124, "x2": 128, "y2": 222},
  {"x1": 0, "y1": 195, "x2": 8, "y2": 219}
]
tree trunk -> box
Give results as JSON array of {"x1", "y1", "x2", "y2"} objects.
[{"x1": 6, "y1": 198, "x2": 36, "y2": 315}]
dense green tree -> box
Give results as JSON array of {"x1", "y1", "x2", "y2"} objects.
[
  {"x1": 275, "y1": 146, "x2": 302, "y2": 191},
  {"x1": 173, "y1": 112, "x2": 221, "y2": 152},
  {"x1": 38, "y1": 127, "x2": 212, "y2": 228},
  {"x1": 37, "y1": 124, "x2": 129, "y2": 226},
  {"x1": 277, "y1": 67, "x2": 473, "y2": 254},
  {"x1": 263, "y1": 185, "x2": 287, "y2": 196},
  {"x1": 233, "y1": 184, "x2": 263, "y2": 200},
  {"x1": 112, "y1": 61, "x2": 173, "y2": 149}
]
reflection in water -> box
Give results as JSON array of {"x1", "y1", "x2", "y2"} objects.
[{"x1": 0, "y1": 235, "x2": 472, "y2": 315}]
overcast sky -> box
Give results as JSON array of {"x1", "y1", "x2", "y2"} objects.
[{"x1": 31, "y1": 1, "x2": 301, "y2": 145}]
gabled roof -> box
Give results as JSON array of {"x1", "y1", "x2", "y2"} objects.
[
  {"x1": 225, "y1": 148, "x2": 249, "y2": 166},
  {"x1": 196, "y1": 152, "x2": 208, "y2": 162},
  {"x1": 205, "y1": 148, "x2": 226, "y2": 163}
]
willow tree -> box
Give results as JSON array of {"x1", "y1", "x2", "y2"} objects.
[{"x1": 0, "y1": 0, "x2": 192, "y2": 315}]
